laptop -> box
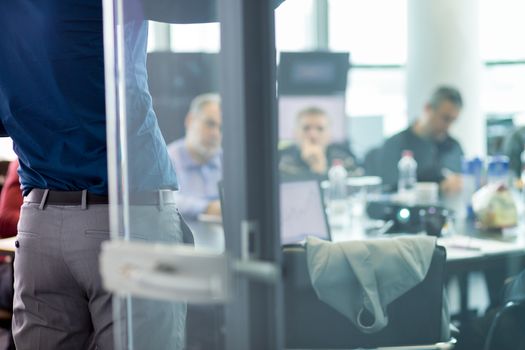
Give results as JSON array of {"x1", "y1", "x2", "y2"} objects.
[{"x1": 280, "y1": 180, "x2": 331, "y2": 245}]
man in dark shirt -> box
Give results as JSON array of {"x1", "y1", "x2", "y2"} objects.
[
  {"x1": 380, "y1": 86, "x2": 464, "y2": 194},
  {"x1": 0, "y1": 2, "x2": 186, "y2": 349},
  {"x1": 279, "y1": 106, "x2": 360, "y2": 180}
]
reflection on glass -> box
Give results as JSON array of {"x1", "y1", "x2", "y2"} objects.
[{"x1": 107, "y1": 0, "x2": 225, "y2": 349}]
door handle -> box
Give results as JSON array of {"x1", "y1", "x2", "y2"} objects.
[
  {"x1": 233, "y1": 260, "x2": 280, "y2": 284},
  {"x1": 100, "y1": 239, "x2": 229, "y2": 303},
  {"x1": 100, "y1": 239, "x2": 279, "y2": 303},
  {"x1": 127, "y1": 268, "x2": 225, "y2": 301}
]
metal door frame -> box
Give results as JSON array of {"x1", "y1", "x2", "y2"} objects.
[{"x1": 219, "y1": 0, "x2": 283, "y2": 349}]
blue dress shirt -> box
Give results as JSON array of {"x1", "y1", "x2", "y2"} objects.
[
  {"x1": 167, "y1": 139, "x2": 222, "y2": 219},
  {"x1": 0, "y1": 1, "x2": 177, "y2": 195}
]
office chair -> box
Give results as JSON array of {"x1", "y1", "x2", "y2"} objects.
[
  {"x1": 483, "y1": 300, "x2": 525, "y2": 350},
  {"x1": 283, "y1": 244, "x2": 455, "y2": 349}
]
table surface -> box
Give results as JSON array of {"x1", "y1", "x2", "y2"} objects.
[
  {"x1": 1, "y1": 217, "x2": 524, "y2": 263},
  {"x1": 330, "y1": 216, "x2": 525, "y2": 264},
  {"x1": 0, "y1": 236, "x2": 16, "y2": 254}
]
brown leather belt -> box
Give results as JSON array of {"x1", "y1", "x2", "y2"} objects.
[{"x1": 25, "y1": 189, "x2": 177, "y2": 206}]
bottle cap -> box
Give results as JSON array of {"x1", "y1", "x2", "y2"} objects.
[
  {"x1": 462, "y1": 157, "x2": 484, "y2": 174},
  {"x1": 332, "y1": 159, "x2": 343, "y2": 166},
  {"x1": 401, "y1": 150, "x2": 413, "y2": 158}
]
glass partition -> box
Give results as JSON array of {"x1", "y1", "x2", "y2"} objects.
[
  {"x1": 102, "y1": 0, "x2": 525, "y2": 348},
  {"x1": 276, "y1": 1, "x2": 525, "y2": 349},
  {"x1": 103, "y1": 1, "x2": 225, "y2": 349}
]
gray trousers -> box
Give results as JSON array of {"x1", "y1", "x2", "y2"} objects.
[{"x1": 13, "y1": 201, "x2": 186, "y2": 350}]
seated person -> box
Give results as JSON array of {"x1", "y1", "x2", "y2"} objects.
[
  {"x1": 279, "y1": 106, "x2": 360, "y2": 179},
  {"x1": 503, "y1": 125, "x2": 525, "y2": 179},
  {"x1": 0, "y1": 159, "x2": 22, "y2": 349},
  {"x1": 167, "y1": 93, "x2": 222, "y2": 220},
  {"x1": 379, "y1": 86, "x2": 464, "y2": 194}
]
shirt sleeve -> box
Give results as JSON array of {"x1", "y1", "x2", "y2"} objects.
[
  {"x1": 444, "y1": 141, "x2": 464, "y2": 174},
  {"x1": 379, "y1": 137, "x2": 402, "y2": 192},
  {"x1": 417, "y1": 166, "x2": 446, "y2": 184}
]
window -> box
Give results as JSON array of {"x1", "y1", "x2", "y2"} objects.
[
  {"x1": 480, "y1": 0, "x2": 525, "y2": 61},
  {"x1": 170, "y1": 23, "x2": 220, "y2": 53},
  {"x1": 347, "y1": 68, "x2": 407, "y2": 136},
  {"x1": 328, "y1": 0, "x2": 408, "y2": 137},
  {"x1": 275, "y1": 0, "x2": 316, "y2": 52},
  {"x1": 328, "y1": 0, "x2": 407, "y2": 65},
  {"x1": 482, "y1": 64, "x2": 525, "y2": 114},
  {"x1": 0, "y1": 139, "x2": 16, "y2": 161}
]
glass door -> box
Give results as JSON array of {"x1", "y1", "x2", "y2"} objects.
[{"x1": 100, "y1": 0, "x2": 282, "y2": 349}]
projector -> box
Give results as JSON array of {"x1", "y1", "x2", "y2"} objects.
[{"x1": 366, "y1": 200, "x2": 450, "y2": 236}]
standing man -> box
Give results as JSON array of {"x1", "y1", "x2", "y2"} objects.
[
  {"x1": 279, "y1": 106, "x2": 360, "y2": 179},
  {"x1": 168, "y1": 93, "x2": 223, "y2": 220},
  {"x1": 0, "y1": 2, "x2": 185, "y2": 349},
  {"x1": 379, "y1": 86, "x2": 464, "y2": 194}
]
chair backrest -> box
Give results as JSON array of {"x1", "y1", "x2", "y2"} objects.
[
  {"x1": 283, "y1": 244, "x2": 446, "y2": 349},
  {"x1": 484, "y1": 300, "x2": 525, "y2": 350}
]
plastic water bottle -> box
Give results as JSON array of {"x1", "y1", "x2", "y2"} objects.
[
  {"x1": 462, "y1": 157, "x2": 483, "y2": 219},
  {"x1": 397, "y1": 150, "x2": 417, "y2": 203},
  {"x1": 327, "y1": 159, "x2": 349, "y2": 229}
]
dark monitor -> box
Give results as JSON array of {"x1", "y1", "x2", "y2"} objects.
[
  {"x1": 147, "y1": 52, "x2": 219, "y2": 99},
  {"x1": 146, "y1": 52, "x2": 219, "y2": 143},
  {"x1": 278, "y1": 52, "x2": 350, "y2": 95}
]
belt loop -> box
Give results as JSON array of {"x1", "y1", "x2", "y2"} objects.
[
  {"x1": 81, "y1": 190, "x2": 87, "y2": 210},
  {"x1": 158, "y1": 190, "x2": 165, "y2": 211},
  {"x1": 38, "y1": 189, "x2": 49, "y2": 210}
]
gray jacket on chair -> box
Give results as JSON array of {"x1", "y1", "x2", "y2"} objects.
[{"x1": 306, "y1": 235, "x2": 436, "y2": 334}]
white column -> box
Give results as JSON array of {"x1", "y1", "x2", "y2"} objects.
[
  {"x1": 407, "y1": 0, "x2": 484, "y2": 157},
  {"x1": 149, "y1": 22, "x2": 171, "y2": 51},
  {"x1": 313, "y1": 0, "x2": 329, "y2": 50}
]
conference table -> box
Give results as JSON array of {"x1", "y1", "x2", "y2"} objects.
[
  {"x1": 189, "y1": 210, "x2": 525, "y2": 323},
  {"x1": 1, "y1": 213, "x2": 523, "y2": 325},
  {"x1": 173, "y1": 210, "x2": 525, "y2": 324}
]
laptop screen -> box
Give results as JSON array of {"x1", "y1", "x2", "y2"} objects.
[{"x1": 280, "y1": 180, "x2": 331, "y2": 245}]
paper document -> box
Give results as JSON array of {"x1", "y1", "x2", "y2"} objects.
[{"x1": 438, "y1": 235, "x2": 524, "y2": 255}]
